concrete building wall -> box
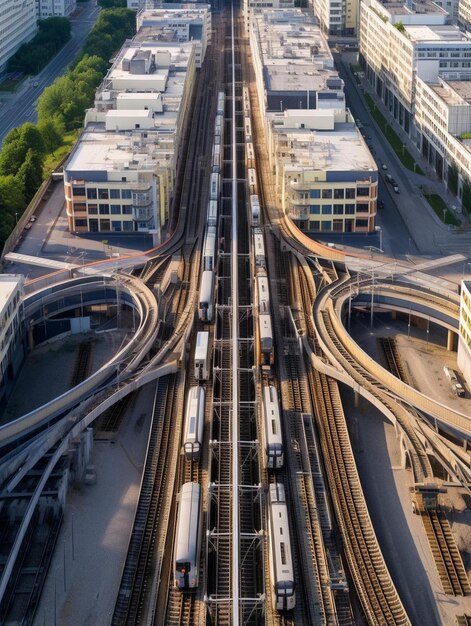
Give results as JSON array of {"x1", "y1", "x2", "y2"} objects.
[
  {"x1": 458, "y1": 281, "x2": 471, "y2": 388},
  {"x1": 0, "y1": 0, "x2": 37, "y2": 72}
]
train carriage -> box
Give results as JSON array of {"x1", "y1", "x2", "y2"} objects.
[
  {"x1": 210, "y1": 173, "x2": 220, "y2": 202},
  {"x1": 198, "y1": 270, "x2": 214, "y2": 322},
  {"x1": 263, "y1": 385, "x2": 283, "y2": 469},
  {"x1": 246, "y1": 142, "x2": 255, "y2": 170},
  {"x1": 217, "y1": 91, "x2": 225, "y2": 116},
  {"x1": 257, "y1": 273, "x2": 270, "y2": 312},
  {"x1": 250, "y1": 194, "x2": 260, "y2": 225},
  {"x1": 253, "y1": 229, "x2": 265, "y2": 267},
  {"x1": 212, "y1": 143, "x2": 221, "y2": 173},
  {"x1": 194, "y1": 331, "x2": 210, "y2": 380},
  {"x1": 203, "y1": 226, "x2": 217, "y2": 271},
  {"x1": 244, "y1": 116, "x2": 252, "y2": 143},
  {"x1": 259, "y1": 314, "x2": 273, "y2": 354},
  {"x1": 207, "y1": 199, "x2": 218, "y2": 226},
  {"x1": 183, "y1": 386, "x2": 205, "y2": 461},
  {"x1": 247, "y1": 168, "x2": 257, "y2": 195},
  {"x1": 268, "y1": 482, "x2": 295, "y2": 610},
  {"x1": 175, "y1": 482, "x2": 202, "y2": 590}
]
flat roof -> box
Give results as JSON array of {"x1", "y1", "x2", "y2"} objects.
[
  {"x1": 380, "y1": 0, "x2": 446, "y2": 15},
  {"x1": 427, "y1": 79, "x2": 471, "y2": 105},
  {"x1": 272, "y1": 119, "x2": 376, "y2": 172},
  {"x1": 252, "y1": 9, "x2": 336, "y2": 94},
  {"x1": 0, "y1": 276, "x2": 23, "y2": 305},
  {"x1": 66, "y1": 130, "x2": 176, "y2": 173},
  {"x1": 404, "y1": 24, "x2": 469, "y2": 43}
]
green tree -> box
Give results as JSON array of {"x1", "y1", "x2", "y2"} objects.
[
  {"x1": 19, "y1": 123, "x2": 45, "y2": 155},
  {"x1": 38, "y1": 118, "x2": 65, "y2": 154},
  {"x1": 16, "y1": 150, "x2": 44, "y2": 203},
  {"x1": 99, "y1": 0, "x2": 127, "y2": 7},
  {"x1": 0, "y1": 175, "x2": 25, "y2": 215},
  {"x1": 0, "y1": 123, "x2": 45, "y2": 175}
]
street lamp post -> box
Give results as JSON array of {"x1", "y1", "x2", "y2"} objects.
[{"x1": 375, "y1": 225, "x2": 383, "y2": 252}]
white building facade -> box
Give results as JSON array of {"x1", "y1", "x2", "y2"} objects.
[
  {"x1": 36, "y1": 0, "x2": 76, "y2": 18},
  {"x1": 0, "y1": 0, "x2": 37, "y2": 72},
  {"x1": 313, "y1": 0, "x2": 359, "y2": 36},
  {"x1": 458, "y1": 281, "x2": 471, "y2": 389},
  {"x1": 64, "y1": 39, "x2": 196, "y2": 239}
]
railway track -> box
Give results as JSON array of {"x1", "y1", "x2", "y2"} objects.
[
  {"x1": 310, "y1": 370, "x2": 411, "y2": 626},
  {"x1": 69, "y1": 340, "x2": 94, "y2": 387},
  {"x1": 112, "y1": 375, "x2": 182, "y2": 625},
  {"x1": 421, "y1": 508, "x2": 471, "y2": 596},
  {"x1": 457, "y1": 615, "x2": 471, "y2": 626},
  {"x1": 378, "y1": 337, "x2": 408, "y2": 382}
]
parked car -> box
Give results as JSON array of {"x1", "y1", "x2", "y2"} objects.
[
  {"x1": 381, "y1": 163, "x2": 388, "y2": 170},
  {"x1": 385, "y1": 174, "x2": 396, "y2": 185},
  {"x1": 378, "y1": 200, "x2": 385, "y2": 210},
  {"x1": 393, "y1": 184, "x2": 400, "y2": 194},
  {"x1": 30, "y1": 215, "x2": 37, "y2": 222}
]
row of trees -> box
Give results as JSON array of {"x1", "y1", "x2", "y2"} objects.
[
  {"x1": 0, "y1": 7, "x2": 136, "y2": 250},
  {"x1": 37, "y1": 9, "x2": 135, "y2": 131},
  {"x1": 7, "y1": 18, "x2": 71, "y2": 75}
]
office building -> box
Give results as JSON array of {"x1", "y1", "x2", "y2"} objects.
[
  {"x1": 36, "y1": 0, "x2": 76, "y2": 18},
  {"x1": 458, "y1": 280, "x2": 471, "y2": 388},
  {"x1": 64, "y1": 39, "x2": 196, "y2": 240}
]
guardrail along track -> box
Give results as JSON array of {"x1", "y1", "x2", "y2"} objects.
[
  {"x1": 309, "y1": 369, "x2": 411, "y2": 626},
  {"x1": 112, "y1": 375, "x2": 180, "y2": 625},
  {"x1": 421, "y1": 508, "x2": 471, "y2": 596},
  {"x1": 457, "y1": 615, "x2": 471, "y2": 626}
]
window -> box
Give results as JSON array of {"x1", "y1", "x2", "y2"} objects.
[
  {"x1": 87, "y1": 188, "x2": 97, "y2": 199},
  {"x1": 73, "y1": 187, "x2": 86, "y2": 197},
  {"x1": 310, "y1": 205, "x2": 320, "y2": 214},
  {"x1": 122, "y1": 189, "x2": 132, "y2": 199},
  {"x1": 345, "y1": 204, "x2": 355, "y2": 214},
  {"x1": 110, "y1": 189, "x2": 120, "y2": 199},
  {"x1": 322, "y1": 189, "x2": 332, "y2": 199},
  {"x1": 334, "y1": 189, "x2": 344, "y2": 199},
  {"x1": 357, "y1": 186, "x2": 369, "y2": 197},
  {"x1": 310, "y1": 189, "x2": 320, "y2": 198},
  {"x1": 112, "y1": 220, "x2": 122, "y2": 231},
  {"x1": 88, "y1": 205, "x2": 98, "y2": 215},
  {"x1": 322, "y1": 205, "x2": 332, "y2": 214},
  {"x1": 280, "y1": 543, "x2": 287, "y2": 565},
  {"x1": 99, "y1": 204, "x2": 110, "y2": 214},
  {"x1": 345, "y1": 188, "x2": 355, "y2": 199},
  {"x1": 123, "y1": 221, "x2": 134, "y2": 231},
  {"x1": 74, "y1": 203, "x2": 86, "y2": 211},
  {"x1": 111, "y1": 205, "x2": 121, "y2": 214},
  {"x1": 75, "y1": 219, "x2": 87, "y2": 227},
  {"x1": 333, "y1": 219, "x2": 343, "y2": 232},
  {"x1": 357, "y1": 203, "x2": 369, "y2": 212},
  {"x1": 333, "y1": 205, "x2": 344, "y2": 215},
  {"x1": 310, "y1": 220, "x2": 320, "y2": 230},
  {"x1": 122, "y1": 205, "x2": 133, "y2": 215},
  {"x1": 98, "y1": 189, "x2": 109, "y2": 199},
  {"x1": 322, "y1": 221, "x2": 332, "y2": 231},
  {"x1": 356, "y1": 219, "x2": 368, "y2": 227}
]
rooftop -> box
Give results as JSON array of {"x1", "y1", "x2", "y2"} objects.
[
  {"x1": 137, "y1": 4, "x2": 210, "y2": 24},
  {"x1": 252, "y1": 9, "x2": 336, "y2": 94},
  {"x1": 270, "y1": 112, "x2": 376, "y2": 173},
  {"x1": 0, "y1": 276, "x2": 23, "y2": 307},
  {"x1": 428, "y1": 78, "x2": 471, "y2": 105},
  {"x1": 379, "y1": 0, "x2": 446, "y2": 16},
  {"x1": 404, "y1": 24, "x2": 469, "y2": 43}
]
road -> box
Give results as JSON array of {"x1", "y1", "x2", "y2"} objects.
[{"x1": 0, "y1": 1, "x2": 100, "y2": 146}]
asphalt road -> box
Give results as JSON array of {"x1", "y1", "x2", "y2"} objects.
[{"x1": 0, "y1": 1, "x2": 100, "y2": 146}]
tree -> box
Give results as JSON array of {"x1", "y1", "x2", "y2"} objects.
[
  {"x1": 16, "y1": 150, "x2": 44, "y2": 203},
  {"x1": 19, "y1": 123, "x2": 45, "y2": 155},
  {"x1": 38, "y1": 118, "x2": 65, "y2": 154},
  {"x1": 0, "y1": 123, "x2": 45, "y2": 176},
  {"x1": 0, "y1": 175, "x2": 25, "y2": 215},
  {"x1": 98, "y1": 0, "x2": 127, "y2": 7}
]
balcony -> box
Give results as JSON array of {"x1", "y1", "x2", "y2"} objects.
[{"x1": 132, "y1": 207, "x2": 153, "y2": 222}]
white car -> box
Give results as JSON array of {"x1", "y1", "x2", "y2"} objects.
[{"x1": 381, "y1": 163, "x2": 388, "y2": 170}]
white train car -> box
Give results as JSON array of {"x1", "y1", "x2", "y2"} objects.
[
  {"x1": 194, "y1": 331, "x2": 210, "y2": 380},
  {"x1": 259, "y1": 313, "x2": 273, "y2": 354},
  {"x1": 257, "y1": 273, "x2": 270, "y2": 313},
  {"x1": 253, "y1": 229, "x2": 265, "y2": 267},
  {"x1": 207, "y1": 199, "x2": 218, "y2": 227},
  {"x1": 203, "y1": 226, "x2": 217, "y2": 271},
  {"x1": 243, "y1": 86, "x2": 250, "y2": 113},
  {"x1": 175, "y1": 482, "x2": 202, "y2": 590},
  {"x1": 268, "y1": 482, "x2": 295, "y2": 610},
  {"x1": 210, "y1": 173, "x2": 220, "y2": 202},
  {"x1": 217, "y1": 91, "x2": 225, "y2": 116},
  {"x1": 263, "y1": 385, "x2": 283, "y2": 468},
  {"x1": 183, "y1": 386, "x2": 205, "y2": 461},
  {"x1": 198, "y1": 270, "x2": 214, "y2": 322},
  {"x1": 246, "y1": 142, "x2": 255, "y2": 170},
  {"x1": 212, "y1": 144, "x2": 221, "y2": 173},
  {"x1": 248, "y1": 168, "x2": 257, "y2": 195},
  {"x1": 214, "y1": 114, "x2": 223, "y2": 139},
  {"x1": 250, "y1": 194, "x2": 260, "y2": 225},
  {"x1": 244, "y1": 116, "x2": 252, "y2": 143}
]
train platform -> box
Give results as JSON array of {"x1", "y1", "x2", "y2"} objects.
[
  {"x1": 32, "y1": 383, "x2": 153, "y2": 626},
  {"x1": 348, "y1": 313, "x2": 471, "y2": 625}
]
